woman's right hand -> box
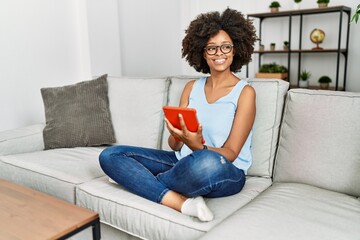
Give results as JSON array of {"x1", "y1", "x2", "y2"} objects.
[
  {"x1": 165, "y1": 114, "x2": 204, "y2": 151},
  {"x1": 165, "y1": 117, "x2": 184, "y2": 151}
]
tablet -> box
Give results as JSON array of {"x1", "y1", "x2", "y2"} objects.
[{"x1": 162, "y1": 106, "x2": 200, "y2": 132}]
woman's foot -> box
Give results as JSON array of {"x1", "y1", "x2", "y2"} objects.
[{"x1": 181, "y1": 196, "x2": 214, "y2": 222}]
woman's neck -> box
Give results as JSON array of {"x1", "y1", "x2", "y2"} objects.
[{"x1": 208, "y1": 71, "x2": 239, "y2": 88}]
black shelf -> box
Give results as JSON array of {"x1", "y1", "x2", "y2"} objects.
[{"x1": 246, "y1": 5, "x2": 351, "y2": 91}]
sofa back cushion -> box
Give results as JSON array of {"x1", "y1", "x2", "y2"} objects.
[
  {"x1": 274, "y1": 89, "x2": 360, "y2": 197},
  {"x1": 107, "y1": 77, "x2": 169, "y2": 149},
  {"x1": 162, "y1": 77, "x2": 289, "y2": 178},
  {"x1": 247, "y1": 79, "x2": 289, "y2": 177}
]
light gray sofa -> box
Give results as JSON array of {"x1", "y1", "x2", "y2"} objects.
[{"x1": 0, "y1": 76, "x2": 359, "y2": 240}]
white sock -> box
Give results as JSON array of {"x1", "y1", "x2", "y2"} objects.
[{"x1": 181, "y1": 196, "x2": 214, "y2": 222}]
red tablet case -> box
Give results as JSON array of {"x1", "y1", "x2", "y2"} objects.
[{"x1": 162, "y1": 106, "x2": 199, "y2": 132}]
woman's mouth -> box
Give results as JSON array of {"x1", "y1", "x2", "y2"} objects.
[{"x1": 214, "y1": 59, "x2": 226, "y2": 64}]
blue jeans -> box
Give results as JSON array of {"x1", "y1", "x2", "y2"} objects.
[{"x1": 99, "y1": 145, "x2": 245, "y2": 203}]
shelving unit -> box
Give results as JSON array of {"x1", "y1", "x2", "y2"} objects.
[{"x1": 246, "y1": 6, "x2": 351, "y2": 91}]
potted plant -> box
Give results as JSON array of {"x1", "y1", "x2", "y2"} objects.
[
  {"x1": 351, "y1": 4, "x2": 360, "y2": 23},
  {"x1": 294, "y1": 0, "x2": 301, "y2": 10},
  {"x1": 283, "y1": 41, "x2": 289, "y2": 50},
  {"x1": 256, "y1": 62, "x2": 288, "y2": 80},
  {"x1": 317, "y1": 0, "x2": 329, "y2": 8},
  {"x1": 259, "y1": 44, "x2": 265, "y2": 51},
  {"x1": 270, "y1": 42, "x2": 276, "y2": 51},
  {"x1": 318, "y1": 75, "x2": 332, "y2": 89},
  {"x1": 299, "y1": 70, "x2": 311, "y2": 88},
  {"x1": 269, "y1": 1, "x2": 281, "y2": 12}
]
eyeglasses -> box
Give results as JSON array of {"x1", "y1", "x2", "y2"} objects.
[{"x1": 204, "y1": 44, "x2": 234, "y2": 55}]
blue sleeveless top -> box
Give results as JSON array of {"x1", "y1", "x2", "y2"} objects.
[{"x1": 175, "y1": 76, "x2": 253, "y2": 174}]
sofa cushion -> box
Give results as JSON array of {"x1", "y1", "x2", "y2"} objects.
[
  {"x1": 41, "y1": 74, "x2": 115, "y2": 149},
  {"x1": 107, "y1": 77, "x2": 169, "y2": 149},
  {"x1": 199, "y1": 183, "x2": 360, "y2": 240},
  {"x1": 274, "y1": 89, "x2": 360, "y2": 197},
  {"x1": 76, "y1": 176, "x2": 271, "y2": 240},
  {"x1": 163, "y1": 77, "x2": 289, "y2": 178},
  {"x1": 0, "y1": 124, "x2": 45, "y2": 156},
  {"x1": 0, "y1": 147, "x2": 104, "y2": 203},
  {"x1": 247, "y1": 79, "x2": 289, "y2": 177}
]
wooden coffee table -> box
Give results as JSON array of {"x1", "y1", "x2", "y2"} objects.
[{"x1": 0, "y1": 179, "x2": 100, "y2": 240}]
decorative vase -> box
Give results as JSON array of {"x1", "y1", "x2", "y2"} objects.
[
  {"x1": 299, "y1": 80, "x2": 309, "y2": 88},
  {"x1": 320, "y1": 82, "x2": 329, "y2": 89}
]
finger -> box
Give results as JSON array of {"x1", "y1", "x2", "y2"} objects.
[
  {"x1": 198, "y1": 123, "x2": 203, "y2": 133},
  {"x1": 178, "y1": 114, "x2": 188, "y2": 131},
  {"x1": 164, "y1": 117, "x2": 171, "y2": 127},
  {"x1": 165, "y1": 117, "x2": 181, "y2": 139},
  {"x1": 198, "y1": 124, "x2": 205, "y2": 144}
]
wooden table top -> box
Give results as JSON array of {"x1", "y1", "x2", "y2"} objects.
[{"x1": 0, "y1": 179, "x2": 99, "y2": 240}]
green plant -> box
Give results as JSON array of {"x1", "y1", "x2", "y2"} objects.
[
  {"x1": 269, "y1": 1, "x2": 281, "y2": 8},
  {"x1": 270, "y1": 43, "x2": 276, "y2": 46},
  {"x1": 283, "y1": 41, "x2": 289, "y2": 46},
  {"x1": 300, "y1": 70, "x2": 311, "y2": 81},
  {"x1": 259, "y1": 62, "x2": 288, "y2": 73},
  {"x1": 317, "y1": 0, "x2": 329, "y2": 3},
  {"x1": 351, "y1": 4, "x2": 360, "y2": 23},
  {"x1": 318, "y1": 75, "x2": 332, "y2": 83},
  {"x1": 294, "y1": 0, "x2": 302, "y2": 3}
]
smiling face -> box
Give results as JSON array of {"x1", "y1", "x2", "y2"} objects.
[{"x1": 204, "y1": 30, "x2": 234, "y2": 74}]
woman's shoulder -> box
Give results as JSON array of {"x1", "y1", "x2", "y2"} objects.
[
  {"x1": 184, "y1": 76, "x2": 206, "y2": 90},
  {"x1": 184, "y1": 79, "x2": 196, "y2": 91},
  {"x1": 237, "y1": 84, "x2": 256, "y2": 105}
]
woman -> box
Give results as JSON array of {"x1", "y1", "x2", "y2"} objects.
[{"x1": 99, "y1": 8, "x2": 257, "y2": 222}]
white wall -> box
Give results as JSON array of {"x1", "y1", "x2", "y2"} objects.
[
  {"x1": 0, "y1": 0, "x2": 92, "y2": 131},
  {"x1": 0, "y1": 0, "x2": 359, "y2": 132},
  {"x1": 86, "y1": 0, "x2": 122, "y2": 77},
  {"x1": 117, "y1": 0, "x2": 360, "y2": 89},
  {"x1": 117, "y1": 0, "x2": 183, "y2": 77}
]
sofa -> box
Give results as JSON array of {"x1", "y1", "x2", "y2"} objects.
[{"x1": 0, "y1": 75, "x2": 359, "y2": 240}]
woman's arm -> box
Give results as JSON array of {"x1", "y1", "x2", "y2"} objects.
[
  {"x1": 212, "y1": 85, "x2": 256, "y2": 162},
  {"x1": 166, "y1": 80, "x2": 196, "y2": 151}
]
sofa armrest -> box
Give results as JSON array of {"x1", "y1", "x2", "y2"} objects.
[{"x1": 0, "y1": 124, "x2": 45, "y2": 156}]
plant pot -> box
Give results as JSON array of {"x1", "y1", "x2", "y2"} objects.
[
  {"x1": 299, "y1": 80, "x2": 309, "y2": 88},
  {"x1": 256, "y1": 73, "x2": 288, "y2": 80},
  {"x1": 270, "y1": 7, "x2": 279, "y2": 13},
  {"x1": 318, "y1": 3, "x2": 328, "y2": 8},
  {"x1": 319, "y1": 82, "x2": 330, "y2": 89},
  {"x1": 270, "y1": 44, "x2": 276, "y2": 51},
  {"x1": 259, "y1": 45, "x2": 265, "y2": 51},
  {"x1": 283, "y1": 45, "x2": 289, "y2": 50}
]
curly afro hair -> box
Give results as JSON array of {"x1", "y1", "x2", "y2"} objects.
[{"x1": 182, "y1": 8, "x2": 257, "y2": 74}]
